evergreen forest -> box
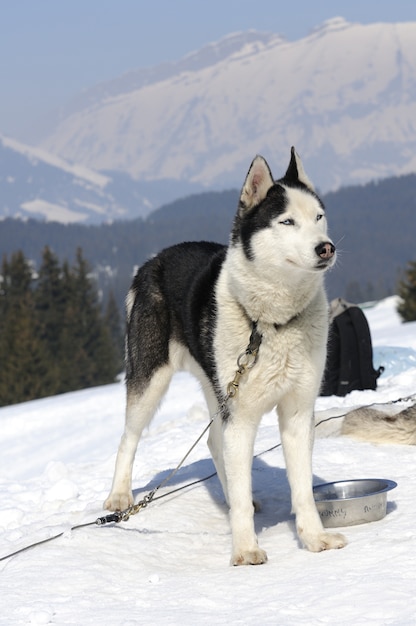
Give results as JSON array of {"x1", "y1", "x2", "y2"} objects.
[{"x1": 0, "y1": 247, "x2": 124, "y2": 407}]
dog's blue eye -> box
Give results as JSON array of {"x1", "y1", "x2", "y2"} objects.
[{"x1": 280, "y1": 218, "x2": 294, "y2": 226}]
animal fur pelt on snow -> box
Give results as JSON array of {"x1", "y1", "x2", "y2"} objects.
[
  {"x1": 341, "y1": 403, "x2": 416, "y2": 445},
  {"x1": 316, "y1": 404, "x2": 416, "y2": 445}
]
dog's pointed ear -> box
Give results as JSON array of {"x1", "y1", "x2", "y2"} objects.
[
  {"x1": 284, "y1": 147, "x2": 315, "y2": 191},
  {"x1": 239, "y1": 155, "x2": 274, "y2": 211}
]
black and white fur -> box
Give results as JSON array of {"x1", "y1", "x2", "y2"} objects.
[{"x1": 104, "y1": 148, "x2": 347, "y2": 565}]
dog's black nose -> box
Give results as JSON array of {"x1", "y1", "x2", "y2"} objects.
[{"x1": 315, "y1": 242, "x2": 335, "y2": 259}]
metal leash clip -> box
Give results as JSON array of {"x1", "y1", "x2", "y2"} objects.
[
  {"x1": 226, "y1": 325, "x2": 262, "y2": 398},
  {"x1": 95, "y1": 489, "x2": 157, "y2": 526}
]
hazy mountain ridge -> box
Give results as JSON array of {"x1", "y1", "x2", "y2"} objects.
[
  {"x1": 0, "y1": 135, "x2": 204, "y2": 223},
  {"x1": 39, "y1": 18, "x2": 416, "y2": 191},
  {"x1": 0, "y1": 171, "x2": 414, "y2": 309}
]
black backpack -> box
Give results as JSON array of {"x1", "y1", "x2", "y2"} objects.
[{"x1": 321, "y1": 298, "x2": 384, "y2": 397}]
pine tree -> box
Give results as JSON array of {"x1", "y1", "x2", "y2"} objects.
[
  {"x1": 0, "y1": 294, "x2": 55, "y2": 405},
  {"x1": 62, "y1": 248, "x2": 119, "y2": 389},
  {"x1": 397, "y1": 260, "x2": 416, "y2": 322},
  {"x1": 35, "y1": 247, "x2": 68, "y2": 354},
  {"x1": 0, "y1": 251, "x2": 32, "y2": 301},
  {"x1": 56, "y1": 259, "x2": 86, "y2": 392},
  {"x1": 0, "y1": 252, "x2": 55, "y2": 406}
]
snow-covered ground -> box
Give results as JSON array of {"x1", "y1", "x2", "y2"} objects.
[{"x1": 1, "y1": 296, "x2": 415, "y2": 625}]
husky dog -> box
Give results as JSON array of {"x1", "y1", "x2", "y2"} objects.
[{"x1": 104, "y1": 148, "x2": 347, "y2": 565}]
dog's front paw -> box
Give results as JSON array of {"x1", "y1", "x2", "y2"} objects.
[
  {"x1": 231, "y1": 547, "x2": 268, "y2": 566},
  {"x1": 104, "y1": 491, "x2": 133, "y2": 512},
  {"x1": 302, "y1": 530, "x2": 347, "y2": 552}
]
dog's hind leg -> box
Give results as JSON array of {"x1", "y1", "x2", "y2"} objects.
[
  {"x1": 277, "y1": 392, "x2": 347, "y2": 552},
  {"x1": 104, "y1": 365, "x2": 173, "y2": 512},
  {"x1": 105, "y1": 266, "x2": 174, "y2": 512}
]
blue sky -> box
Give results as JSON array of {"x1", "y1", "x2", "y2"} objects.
[{"x1": 1, "y1": 0, "x2": 415, "y2": 140}]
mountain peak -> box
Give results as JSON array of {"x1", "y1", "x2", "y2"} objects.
[
  {"x1": 39, "y1": 20, "x2": 416, "y2": 193},
  {"x1": 48, "y1": 30, "x2": 282, "y2": 131},
  {"x1": 311, "y1": 16, "x2": 352, "y2": 34}
]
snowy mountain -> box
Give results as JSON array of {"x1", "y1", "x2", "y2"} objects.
[
  {"x1": 53, "y1": 31, "x2": 282, "y2": 129},
  {"x1": 1, "y1": 297, "x2": 416, "y2": 623},
  {"x1": 0, "y1": 135, "x2": 204, "y2": 224},
  {"x1": 39, "y1": 19, "x2": 416, "y2": 191}
]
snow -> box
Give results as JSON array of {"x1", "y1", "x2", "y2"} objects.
[
  {"x1": 2, "y1": 135, "x2": 110, "y2": 189},
  {"x1": 1, "y1": 297, "x2": 416, "y2": 624},
  {"x1": 39, "y1": 21, "x2": 416, "y2": 191},
  {"x1": 20, "y1": 199, "x2": 89, "y2": 224}
]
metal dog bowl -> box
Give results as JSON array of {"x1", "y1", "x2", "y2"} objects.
[{"x1": 313, "y1": 479, "x2": 397, "y2": 528}]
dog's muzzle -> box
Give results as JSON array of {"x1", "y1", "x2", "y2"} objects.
[{"x1": 315, "y1": 241, "x2": 336, "y2": 268}]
